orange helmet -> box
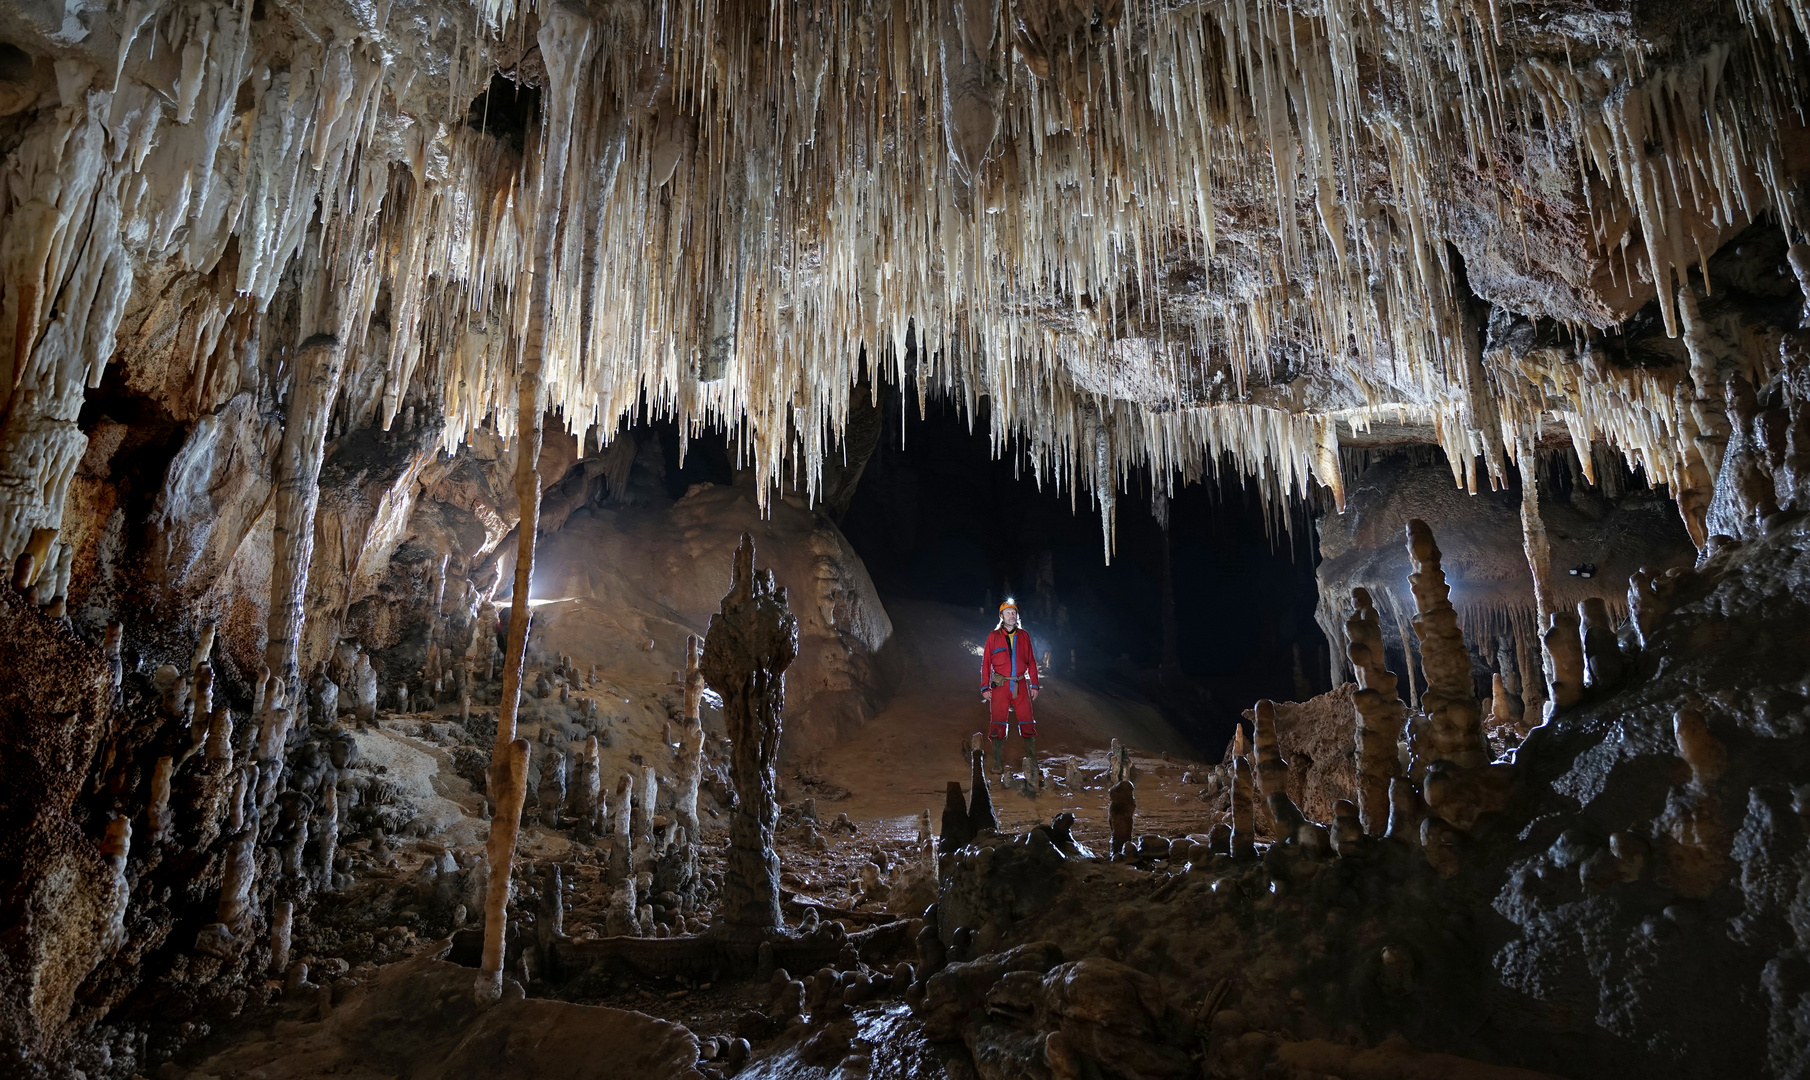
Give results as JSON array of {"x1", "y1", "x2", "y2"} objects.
[{"x1": 999, "y1": 599, "x2": 1019, "y2": 614}]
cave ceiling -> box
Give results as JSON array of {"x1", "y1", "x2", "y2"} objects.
[{"x1": 1, "y1": 0, "x2": 1805, "y2": 558}]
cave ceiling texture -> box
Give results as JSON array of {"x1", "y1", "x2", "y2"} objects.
[{"x1": 3, "y1": 0, "x2": 1810, "y2": 1075}]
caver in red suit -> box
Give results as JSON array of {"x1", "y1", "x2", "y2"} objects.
[{"x1": 980, "y1": 601, "x2": 1040, "y2": 780}]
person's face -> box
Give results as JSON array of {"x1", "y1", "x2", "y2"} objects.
[{"x1": 1001, "y1": 606, "x2": 1019, "y2": 629}]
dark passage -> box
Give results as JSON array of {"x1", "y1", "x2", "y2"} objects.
[{"x1": 839, "y1": 386, "x2": 1331, "y2": 754}]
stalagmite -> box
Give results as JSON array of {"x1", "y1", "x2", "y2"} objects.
[
  {"x1": 700, "y1": 534, "x2": 796, "y2": 939},
  {"x1": 1404, "y1": 520, "x2": 1488, "y2": 771},
  {"x1": 940, "y1": 781, "x2": 974, "y2": 853},
  {"x1": 632, "y1": 765, "x2": 657, "y2": 864},
  {"x1": 1673, "y1": 709, "x2": 1727, "y2": 788},
  {"x1": 477, "y1": 737, "x2": 531, "y2": 1002},
  {"x1": 318, "y1": 784, "x2": 339, "y2": 890},
  {"x1": 1578, "y1": 598, "x2": 1624, "y2": 690},
  {"x1": 1627, "y1": 567, "x2": 1680, "y2": 649},
  {"x1": 1250, "y1": 700, "x2": 1289, "y2": 803},
  {"x1": 1331, "y1": 799, "x2": 1363, "y2": 856},
  {"x1": 1490, "y1": 674, "x2": 1525, "y2": 736},
  {"x1": 1108, "y1": 780, "x2": 1136, "y2": 858},
  {"x1": 608, "y1": 775, "x2": 638, "y2": 936},
  {"x1": 351, "y1": 654, "x2": 377, "y2": 724},
  {"x1": 674, "y1": 635, "x2": 706, "y2": 844},
  {"x1": 1385, "y1": 778, "x2": 1422, "y2": 843},
  {"x1": 1346, "y1": 589, "x2": 1406, "y2": 834},
  {"x1": 103, "y1": 622, "x2": 122, "y2": 697},
  {"x1": 146, "y1": 755, "x2": 173, "y2": 842},
  {"x1": 1230, "y1": 757, "x2": 1256, "y2": 859},
  {"x1": 269, "y1": 902, "x2": 293, "y2": 974},
  {"x1": 1514, "y1": 443, "x2": 1555, "y2": 706},
  {"x1": 967, "y1": 743, "x2": 998, "y2": 834},
  {"x1": 1543, "y1": 611, "x2": 1585, "y2": 713},
  {"x1": 265, "y1": 335, "x2": 346, "y2": 698},
  {"x1": 573, "y1": 736, "x2": 603, "y2": 832},
  {"x1": 1660, "y1": 709, "x2": 1731, "y2": 897},
  {"x1": 98, "y1": 816, "x2": 131, "y2": 955},
  {"x1": 539, "y1": 751, "x2": 567, "y2": 826}
]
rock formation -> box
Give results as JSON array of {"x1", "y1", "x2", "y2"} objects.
[
  {"x1": 0, "y1": 0, "x2": 1807, "y2": 1072},
  {"x1": 700, "y1": 534, "x2": 797, "y2": 938}
]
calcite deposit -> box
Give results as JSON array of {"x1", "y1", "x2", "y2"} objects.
[{"x1": 2, "y1": 0, "x2": 1810, "y2": 1075}]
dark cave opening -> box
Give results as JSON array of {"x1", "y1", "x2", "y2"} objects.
[
  {"x1": 837, "y1": 385, "x2": 1332, "y2": 756},
  {"x1": 465, "y1": 73, "x2": 541, "y2": 152}
]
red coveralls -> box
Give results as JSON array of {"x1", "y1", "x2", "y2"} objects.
[{"x1": 981, "y1": 627, "x2": 1040, "y2": 739}]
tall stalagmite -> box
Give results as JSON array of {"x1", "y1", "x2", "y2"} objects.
[
  {"x1": 1404, "y1": 520, "x2": 1489, "y2": 771},
  {"x1": 700, "y1": 533, "x2": 797, "y2": 939},
  {"x1": 1345, "y1": 588, "x2": 1407, "y2": 834}
]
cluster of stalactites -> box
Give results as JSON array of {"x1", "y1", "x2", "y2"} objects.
[{"x1": 4, "y1": 0, "x2": 1807, "y2": 568}]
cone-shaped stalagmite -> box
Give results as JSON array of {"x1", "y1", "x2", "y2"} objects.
[
  {"x1": 1230, "y1": 757, "x2": 1256, "y2": 859},
  {"x1": 1345, "y1": 588, "x2": 1406, "y2": 834},
  {"x1": 968, "y1": 744, "x2": 998, "y2": 834},
  {"x1": 940, "y1": 781, "x2": 974, "y2": 853},
  {"x1": 1406, "y1": 521, "x2": 1514, "y2": 832},
  {"x1": 700, "y1": 533, "x2": 797, "y2": 939},
  {"x1": 1405, "y1": 520, "x2": 1489, "y2": 771}
]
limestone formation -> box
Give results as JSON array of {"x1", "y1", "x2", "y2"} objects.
[
  {"x1": 1385, "y1": 779, "x2": 1421, "y2": 844},
  {"x1": 1490, "y1": 674, "x2": 1525, "y2": 737},
  {"x1": 1230, "y1": 758, "x2": 1256, "y2": 860},
  {"x1": 1404, "y1": 520, "x2": 1488, "y2": 771},
  {"x1": 1627, "y1": 567, "x2": 1683, "y2": 649},
  {"x1": 1543, "y1": 611, "x2": 1586, "y2": 714},
  {"x1": 1330, "y1": 799, "x2": 1363, "y2": 856},
  {"x1": 1579, "y1": 597, "x2": 1625, "y2": 690},
  {"x1": 1250, "y1": 700, "x2": 1289, "y2": 804},
  {"x1": 967, "y1": 747, "x2": 998, "y2": 835},
  {"x1": 1345, "y1": 589, "x2": 1407, "y2": 834},
  {"x1": 1, "y1": 0, "x2": 1807, "y2": 1070},
  {"x1": 940, "y1": 782, "x2": 974, "y2": 854},
  {"x1": 266, "y1": 335, "x2": 346, "y2": 698},
  {"x1": 1108, "y1": 780, "x2": 1136, "y2": 858},
  {"x1": 270, "y1": 902, "x2": 294, "y2": 975},
  {"x1": 700, "y1": 534, "x2": 797, "y2": 939},
  {"x1": 477, "y1": 736, "x2": 530, "y2": 1002}
]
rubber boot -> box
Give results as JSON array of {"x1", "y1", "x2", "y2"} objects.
[
  {"x1": 1027, "y1": 738, "x2": 1040, "y2": 788},
  {"x1": 991, "y1": 736, "x2": 1005, "y2": 778}
]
